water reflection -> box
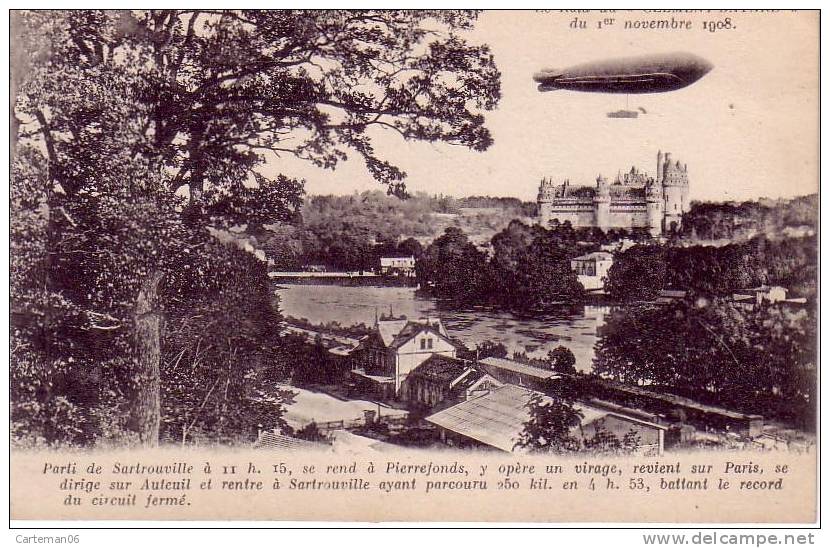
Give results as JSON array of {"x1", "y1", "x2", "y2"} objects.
[{"x1": 276, "y1": 284, "x2": 607, "y2": 373}]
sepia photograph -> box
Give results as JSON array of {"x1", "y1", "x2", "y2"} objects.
[{"x1": 7, "y1": 8, "x2": 820, "y2": 526}]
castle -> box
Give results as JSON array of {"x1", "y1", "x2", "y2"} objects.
[{"x1": 537, "y1": 151, "x2": 690, "y2": 236}]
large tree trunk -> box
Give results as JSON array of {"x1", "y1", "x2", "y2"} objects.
[{"x1": 129, "y1": 271, "x2": 164, "y2": 447}]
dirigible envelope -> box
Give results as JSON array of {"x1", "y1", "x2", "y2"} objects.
[{"x1": 534, "y1": 52, "x2": 713, "y2": 94}]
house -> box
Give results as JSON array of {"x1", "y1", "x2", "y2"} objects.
[
  {"x1": 400, "y1": 355, "x2": 501, "y2": 410},
  {"x1": 351, "y1": 317, "x2": 458, "y2": 400},
  {"x1": 590, "y1": 377, "x2": 765, "y2": 438},
  {"x1": 379, "y1": 256, "x2": 416, "y2": 277},
  {"x1": 570, "y1": 251, "x2": 614, "y2": 291},
  {"x1": 732, "y1": 285, "x2": 788, "y2": 308},
  {"x1": 425, "y1": 384, "x2": 666, "y2": 454},
  {"x1": 478, "y1": 356, "x2": 558, "y2": 391}
]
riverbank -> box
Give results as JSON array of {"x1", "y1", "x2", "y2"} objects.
[
  {"x1": 270, "y1": 273, "x2": 417, "y2": 287},
  {"x1": 276, "y1": 283, "x2": 608, "y2": 372}
]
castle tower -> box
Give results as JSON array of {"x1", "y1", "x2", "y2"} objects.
[
  {"x1": 656, "y1": 150, "x2": 664, "y2": 185},
  {"x1": 645, "y1": 178, "x2": 663, "y2": 237},
  {"x1": 593, "y1": 174, "x2": 611, "y2": 231},
  {"x1": 537, "y1": 177, "x2": 553, "y2": 226},
  {"x1": 660, "y1": 152, "x2": 689, "y2": 233}
]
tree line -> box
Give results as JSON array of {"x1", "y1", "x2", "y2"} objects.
[
  {"x1": 605, "y1": 235, "x2": 817, "y2": 302},
  {"x1": 594, "y1": 299, "x2": 816, "y2": 429},
  {"x1": 415, "y1": 221, "x2": 652, "y2": 309},
  {"x1": 257, "y1": 191, "x2": 536, "y2": 272},
  {"x1": 413, "y1": 218, "x2": 816, "y2": 311},
  {"x1": 681, "y1": 195, "x2": 817, "y2": 242}
]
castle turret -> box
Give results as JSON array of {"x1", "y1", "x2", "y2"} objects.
[
  {"x1": 660, "y1": 152, "x2": 689, "y2": 233},
  {"x1": 594, "y1": 174, "x2": 611, "y2": 231},
  {"x1": 645, "y1": 178, "x2": 663, "y2": 237},
  {"x1": 656, "y1": 150, "x2": 664, "y2": 185},
  {"x1": 537, "y1": 177, "x2": 554, "y2": 226}
]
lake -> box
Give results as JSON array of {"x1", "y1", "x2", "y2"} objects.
[{"x1": 276, "y1": 284, "x2": 608, "y2": 373}]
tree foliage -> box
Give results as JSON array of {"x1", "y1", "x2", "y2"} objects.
[
  {"x1": 605, "y1": 235, "x2": 817, "y2": 302},
  {"x1": 11, "y1": 9, "x2": 500, "y2": 447},
  {"x1": 416, "y1": 227, "x2": 491, "y2": 302},
  {"x1": 681, "y1": 195, "x2": 817, "y2": 242},
  {"x1": 417, "y1": 221, "x2": 585, "y2": 308},
  {"x1": 604, "y1": 245, "x2": 668, "y2": 302},
  {"x1": 582, "y1": 424, "x2": 642, "y2": 455},
  {"x1": 515, "y1": 392, "x2": 583, "y2": 453},
  {"x1": 594, "y1": 300, "x2": 816, "y2": 427},
  {"x1": 546, "y1": 346, "x2": 577, "y2": 374}
]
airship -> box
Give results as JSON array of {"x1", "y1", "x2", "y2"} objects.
[{"x1": 534, "y1": 52, "x2": 713, "y2": 94}]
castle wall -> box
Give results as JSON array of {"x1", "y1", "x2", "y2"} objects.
[
  {"x1": 542, "y1": 201, "x2": 652, "y2": 229},
  {"x1": 541, "y1": 201, "x2": 595, "y2": 227},
  {"x1": 607, "y1": 206, "x2": 649, "y2": 228}
]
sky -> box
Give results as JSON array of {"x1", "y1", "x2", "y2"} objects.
[{"x1": 266, "y1": 10, "x2": 818, "y2": 203}]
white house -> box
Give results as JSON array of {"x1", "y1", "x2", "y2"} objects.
[
  {"x1": 379, "y1": 256, "x2": 416, "y2": 277},
  {"x1": 351, "y1": 317, "x2": 458, "y2": 399},
  {"x1": 570, "y1": 251, "x2": 614, "y2": 291}
]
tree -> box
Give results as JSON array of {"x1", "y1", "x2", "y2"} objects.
[
  {"x1": 488, "y1": 221, "x2": 584, "y2": 309},
  {"x1": 515, "y1": 393, "x2": 583, "y2": 453},
  {"x1": 475, "y1": 340, "x2": 508, "y2": 360},
  {"x1": 506, "y1": 229, "x2": 584, "y2": 309},
  {"x1": 546, "y1": 346, "x2": 576, "y2": 374},
  {"x1": 416, "y1": 227, "x2": 490, "y2": 302},
  {"x1": 583, "y1": 424, "x2": 642, "y2": 455},
  {"x1": 12, "y1": 10, "x2": 500, "y2": 447},
  {"x1": 396, "y1": 237, "x2": 424, "y2": 259},
  {"x1": 294, "y1": 421, "x2": 332, "y2": 443},
  {"x1": 604, "y1": 245, "x2": 668, "y2": 302}
]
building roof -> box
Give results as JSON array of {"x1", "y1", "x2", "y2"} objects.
[
  {"x1": 380, "y1": 256, "x2": 415, "y2": 264},
  {"x1": 450, "y1": 369, "x2": 488, "y2": 393},
  {"x1": 425, "y1": 384, "x2": 539, "y2": 452},
  {"x1": 388, "y1": 323, "x2": 449, "y2": 351},
  {"x1": 572, "y1": 251, "x2": 614, "y2": 262},
  {"x1": 375, "y1": 317, "x2": 451, "y2": 350},
  {"x1": 351, "y1": 370, "x2": 395, "y2": 384},
  {"x1": 408, "y1": 355, "x2": 469, "y2": 383},
  {"x1": 253, "y1": 431, "x2": 323, "y2": 451},
  {"x1": 743, "y1": 285, "x2": 786, "y2": 292},
  {"x1": 376, "y1": 319, "x2": 409, "y2": 346},
  {"x1": 597, "y1": 379, "x2": 763, "y2": 421},
  {"x1": 426, "y1": 384, "x2": 667, "y2": 452},
  {"x1": 479, "y1": 357, "x2": 558, "y2": 381}
]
